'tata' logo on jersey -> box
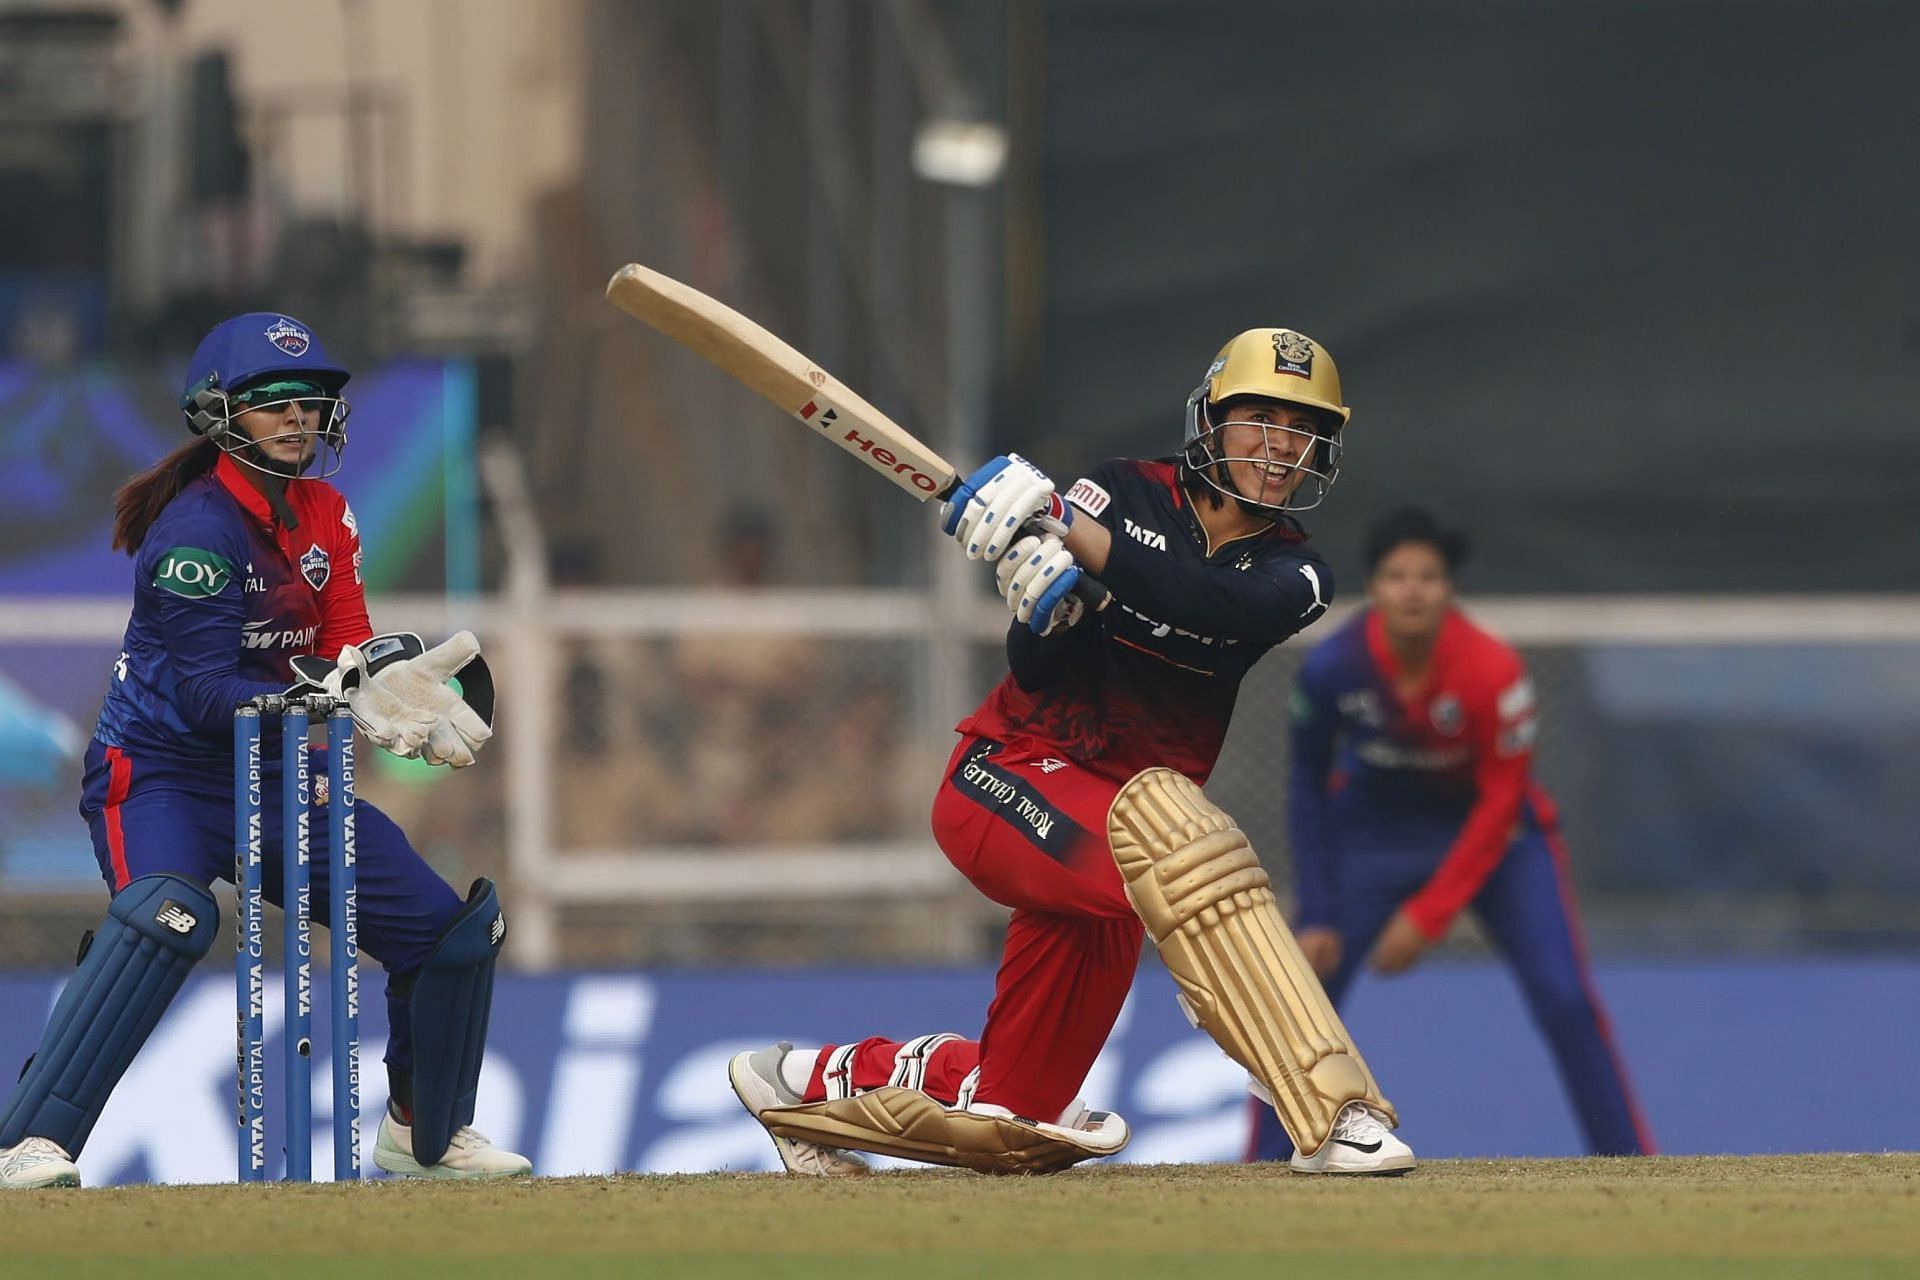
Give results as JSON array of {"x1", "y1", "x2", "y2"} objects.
[
  {"x1": 153, "y1": 546, "x2": 236, "y2": 599},
  {"x1": 1123, "y1": 517, "x2": 1167, "y2": 551},
  {"x1": 264, "y1": 317, "x2": 312, "y2": 357},
  {"x1": 300, "y1": 543, "x2": 331, "y2": 590}
]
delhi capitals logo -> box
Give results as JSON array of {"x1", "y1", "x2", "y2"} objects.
[
  {"x1": 300, "y1": 543, "x2": 331, "y2": 590},
  {"x1": 1431, "y1": 694, "x2": 1465, "y2": 737},
  {"x1": 264, "y1": 318, "x2": 312, "y2": 357}
]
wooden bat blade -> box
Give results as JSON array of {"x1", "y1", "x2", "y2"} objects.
[
  {"x1": 605, "y1": 263, "x2": 957, "y2": 501},
  {"x1": 606, "y1": 262, "x2": 1111, "y2": 614}
]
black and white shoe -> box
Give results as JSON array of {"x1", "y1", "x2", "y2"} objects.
[{"x1": 1288, "y1": 1103, "x2": 1416, "y2": 1175}]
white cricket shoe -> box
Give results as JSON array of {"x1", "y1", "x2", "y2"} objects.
[
  {"x1": 373, "y1": 1111, "x2": 532, "y2": 1179},
  {"x1": 729, "y1": 1043, "x2": 870, "y2": 1177},
  {"x1": 0, "y1": 1137, "x2": 82, "y2": 1189},
  {"x1": 1289, "y1": 1103, "x2": 1416, "y2": 1176}
]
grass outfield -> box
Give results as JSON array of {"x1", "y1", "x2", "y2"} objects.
[{"x1": 9, "y1": 1155, "x2": 1918, "y2": 1279}]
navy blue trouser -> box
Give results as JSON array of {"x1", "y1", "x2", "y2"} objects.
[
  {"x1": 78, "y1": 738, "x2": 464, "y2": 1079},
  {"x1": 1250, "y1": 822, "x2": 1654, "y2": 1159}
]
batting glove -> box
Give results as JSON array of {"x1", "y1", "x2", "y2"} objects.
[
  {"x1": 995, "y1": 533, "x2": 1086, "y2": 636},
  {"x1": 941, "y1": 453, "x2": 1072, "y2": 561}
]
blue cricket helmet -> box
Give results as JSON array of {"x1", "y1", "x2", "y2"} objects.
[{"x1": 179, "y1": 312, "x2": 350, "y2": 418}]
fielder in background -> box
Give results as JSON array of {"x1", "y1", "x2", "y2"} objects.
[
  {"x1": 0, "y1": 314, "x2": 528, "y2": 1189},
  {"x1": 732, "y1": 329, "x2": 1415, "y2": 1176},
  {"x1": 1248, "y1": 507, "x2": 1655, "y2": 1161}
]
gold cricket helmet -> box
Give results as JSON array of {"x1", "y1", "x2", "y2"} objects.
[
  {"x1": 1198, "y1": 328, "x2": 1349, "y2": 425},
  {"x1": 1182, "y1": 328, "x2": 1350, "y2": 513}
]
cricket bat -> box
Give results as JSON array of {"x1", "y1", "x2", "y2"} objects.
[{"x1": 605, "y1": 262, "x2": 1108, "y2": 609}]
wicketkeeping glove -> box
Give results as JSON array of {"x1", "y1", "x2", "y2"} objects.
[
  {"x1": 289, "y1": 631, "x2": 496, "y2": 767},
  {"x1": 995, "y1": 533, "x2": 1086, "y2": 636},
  {"x1": 941, "y1": 453, "x2": 1073, "y2": 562}
]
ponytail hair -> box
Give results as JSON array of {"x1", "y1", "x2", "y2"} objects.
[{"x1": 112, "y1": 438, "x2": 221, "y2": 554}]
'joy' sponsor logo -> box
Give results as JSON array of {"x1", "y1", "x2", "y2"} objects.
[{"x1": 152, "y1": 547, "x2": 236, "y2": 599}]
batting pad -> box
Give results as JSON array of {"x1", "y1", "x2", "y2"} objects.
[
  {"x1": 762, "y1": 1088, "x2": 1129, "y2": 1175},
  {"x1": 1107, "y1": 767, "x2": 1394, "y2": 1155}
]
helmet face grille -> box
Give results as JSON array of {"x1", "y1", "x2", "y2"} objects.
[
  {"x1": 1184, "y1": 402, "x2": 1342, "y2": 514},
  {"x1": 1181, "y1": 328, "x2": 1349, "y2": 514},
  {"x1": 184, "y1": 381, "x2": 352, "y2": 480}
]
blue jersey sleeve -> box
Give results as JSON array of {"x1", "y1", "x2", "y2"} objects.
[
  {"x1": 141, "y1": 526, "x2": 283, "y2": 732},
  {"x1": 1287, "y1": 649, "x2": 1342, "y2": 928}
]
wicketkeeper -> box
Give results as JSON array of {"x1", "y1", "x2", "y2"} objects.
[{"x1": 0, "y1": 314, "x2": 527, "y2": 1188}]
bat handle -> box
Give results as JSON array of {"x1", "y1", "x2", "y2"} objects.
[{"x1": 1068, "y1": 572, "x2": 1111, "y2": 612}]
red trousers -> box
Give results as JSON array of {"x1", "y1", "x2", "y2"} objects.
[{"x1": 804, "y1": 736, "x2": 1143, "y2": 1121}]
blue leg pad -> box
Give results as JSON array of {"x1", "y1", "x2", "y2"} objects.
[
  {"x1": 0, "y1": 875, "x2": 218, "y2": 1153},
  {"x1": 407, "y1": 878, "x2": 503, "y2": 1166}
]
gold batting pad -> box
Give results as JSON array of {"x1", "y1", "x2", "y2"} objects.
[
  {"x1": 761, "y1": 1089, "x2": 1127, "y2": 1175},
  {"x1": 1108, "y1": 767, "x2": 1395, "y2": 1155}
]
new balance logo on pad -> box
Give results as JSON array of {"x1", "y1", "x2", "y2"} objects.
[{"x1": 155, "y1": 902, "x2": 199, "y2": 934}]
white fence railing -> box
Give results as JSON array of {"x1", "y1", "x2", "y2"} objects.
[{"x1": 9, "y1": 587, "x2": 1920, "y2": 969}]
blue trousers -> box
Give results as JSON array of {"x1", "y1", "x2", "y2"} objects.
[
  {"x1": 78, "y1": 739, "x2": 464, "y2": 1077},
  {"x1": 1250, "y1": 822, "x2": 1654, "y2": 1159}
]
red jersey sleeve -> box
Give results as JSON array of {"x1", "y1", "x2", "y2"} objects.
[
  {"x1": 1402, "y1": 645, "x2": 1539, "y2": 938},
  {"x1": 311, "y1": 487, "x2": 374, "y2": 658}
]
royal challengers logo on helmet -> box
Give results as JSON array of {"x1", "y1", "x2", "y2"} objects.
[
  {"x1": 1271, "y1": 331, "x2": 1316, "y2": 379},
  {"x1": 152, "y1": 546, "x2": 236, "y2": 599},
  {"x1": 263, "y1": 317, "x2": 312, "y2": 357}
]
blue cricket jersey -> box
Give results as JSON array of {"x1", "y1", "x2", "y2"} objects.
[
  {"x1": 1289, "y1": 608, "x2": 1552, "y2": 937},
  {"x1": 94, "y1": 454, "x2": 372, "y2": 763}
]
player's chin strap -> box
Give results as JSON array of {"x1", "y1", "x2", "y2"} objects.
[
  {"x1": 186, "y1": 384, "x2": 309, "y2": 530},
  {"x1": 262, "y1": 483, "x2": 301, "y2": 532}
]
